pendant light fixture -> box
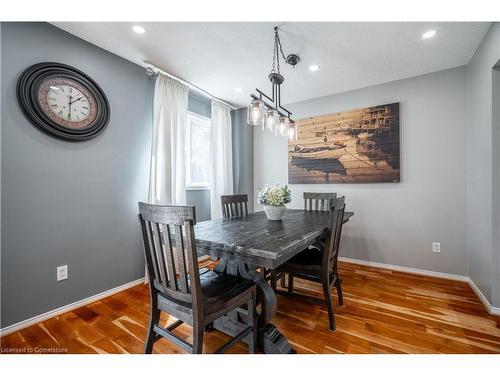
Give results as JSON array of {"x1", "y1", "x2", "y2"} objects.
[{"x1": 247, "y1": 26, "x2": 299, "y2": 141}]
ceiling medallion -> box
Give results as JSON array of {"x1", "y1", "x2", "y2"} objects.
[{"x1": 247, "y1": 27, "x2": 299, "y2": 141}]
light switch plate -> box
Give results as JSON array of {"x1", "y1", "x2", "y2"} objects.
[
  {"x1": 57, "y1": 265, "x2": 68, "y2": 281},
  {"x1": 432, "y1": 242, "x2": 441, "y2": 253}
]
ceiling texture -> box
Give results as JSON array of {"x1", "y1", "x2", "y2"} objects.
[{"x1": 52, "y1": 22, "x2": 491, "y2": 107}]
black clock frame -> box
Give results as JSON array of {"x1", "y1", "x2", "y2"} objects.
[{"x1": 17, "y1": 62, "x2": 110, "y2": 142}]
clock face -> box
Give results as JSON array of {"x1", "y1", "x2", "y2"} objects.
[{"x1": 37, "y1": 77, "x2": 98, "y2": 130}]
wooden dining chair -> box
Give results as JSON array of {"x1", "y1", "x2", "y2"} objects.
[
  {"x1": 274, "y1": 192, "x2": 338, "y2": 288},
  {"x1": 303, "y1": 192, "x2": 337, "y2": 211},
  {"x1": 138, "y1": 202, "x2": 257, "y2": 354},
  {"x1": 221, "y1": 194, "x2": 249, "y2": 218},
  {"x1": 270, "y1": 197, "x2": 346, "y2": 331},
  {"x1": 303, "y1": 192, "x2": 337, "y2": 248}
]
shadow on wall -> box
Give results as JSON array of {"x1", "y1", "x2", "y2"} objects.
[
  {"x1": 493, "y1": 61, "x2": 500, "y2": 307},
  {"x1": 340, "y1": 235, "x2": 385, "y2": 264}
]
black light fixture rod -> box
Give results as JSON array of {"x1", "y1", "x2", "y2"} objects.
[
  {"x1": 250, "y1": 94, "x2": 291, "y2": 118},
  {"x1": 251, "y1": 91, "x2": 292, "y2": 117},
  {"x1": 253, "y1": 87, "x2": 292, "y2": 116},
  {"x1": 277, "y1": 84, "x2": 281, "y2": 108},
  {"x1": 272, "y1": 85, "x2": 277, "y2": 110},
  {"x1": 255, "y1": 88, "x2": 273, "y2": 103}
]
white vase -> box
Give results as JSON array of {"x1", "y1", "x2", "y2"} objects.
[{"x1": 263, "y1": 204, "x2": 286, "y2": 221}]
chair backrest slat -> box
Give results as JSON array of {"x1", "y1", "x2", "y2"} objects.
[
  {"x1": 303, "y1": 192, "x2": 337, "y2": 212},
  {"x1": 153, "y1": 222, "x2": 169, "y2": 291},
  {"x1": 173, "y1": 225, "x2": 189, "y2": 293},
  {"x1": 160, "y1": 224, "x2": 177, "y2": 291},
  {"x1": 146, "y1": 221, "x2": 161, "y2": 282},
  {"x1": 138, "y1": 203, "x2": 200, "y2": 305},
  {"x1": 221, "y1": 194, "x2": 249, "y2": 219},
  {"x1": 322, "y1": 197, "x2": 346, "y2": 280},
  {"x1": 183, "y1": 220, "x2": 203, "y2": 314}
]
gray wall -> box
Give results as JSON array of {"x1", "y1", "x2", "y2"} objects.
[
  {"x1": 466, "y1": 23, "x2": 500, "y2": 307},
  {"x1": 494, "y1": 66, "x2": 500, "y2": 308},
  {"x1": 1, "y1": 22, "x2": 153, "y2": 327},
  {"x1": 254, "y1": 66, "x2": 468, "y2": 276}
]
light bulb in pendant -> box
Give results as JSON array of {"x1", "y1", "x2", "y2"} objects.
[
  {"x1": 288, "y1": 120, "x2": 297, "y2": 141},
  {"x1": 265, "y1": 109, "x2": 277, "y2": 132},
  {"x1": 278, "y1": 116, "x2": 289, "y2": 137},
  {"x1": 247, "y1": 99, "x2": 265, "y2": 126}
]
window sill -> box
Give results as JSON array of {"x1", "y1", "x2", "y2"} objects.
[{"x1": 186, "y1": 186, "x2": 210, "y2": 191}]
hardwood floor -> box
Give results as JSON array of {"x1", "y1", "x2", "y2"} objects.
[{"x1": 2, "y1": 261, "x2": 500, "y2": 354}]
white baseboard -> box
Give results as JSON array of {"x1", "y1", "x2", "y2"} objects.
[
  {"x1": 339, "y1": 256, "x2": 500, "y2": 316},
  {"x1": 0, "y1": 277, "x2": 145, "y2": 337},
  {"x1": 338, "y1": 257, "x2": 470, "y2": 282},
  {"x1": 466, "y1": 276, "x2": 500, "y2": 316}
]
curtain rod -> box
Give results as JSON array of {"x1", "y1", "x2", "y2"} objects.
[{"x1": 143, "y1": 62, "x2": 239, "y2": 110}]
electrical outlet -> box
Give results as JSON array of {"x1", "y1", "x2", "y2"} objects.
[
  {"x1": 432, "y1": 242, "x2": 441, "y2": 253},
  {"x1": 57, "y1": 265, "x2": 68, "y2": 281}
]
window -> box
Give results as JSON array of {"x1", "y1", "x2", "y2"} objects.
[{"x1": 186, "y1": 112, "x2": 211, "y2": 189}]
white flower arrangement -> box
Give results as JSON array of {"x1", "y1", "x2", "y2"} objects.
[{"x1": 257, "y1": 184, "x2": 291, "y2": 207}]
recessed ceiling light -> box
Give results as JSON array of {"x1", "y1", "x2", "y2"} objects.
[
  {"x1": 235, "y1": 87, "x2": 243, "y2": 93},
  {"x1": 422, "y1": 30, "x2": 437, "y2": 39},
  {"x1": 309, "y1": 64, "x2": 320, "y2": 72},
  {"x1": 132, "y1": 25, "x2": 146, "y2": 34}
]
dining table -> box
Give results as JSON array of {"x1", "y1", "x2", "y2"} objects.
[{"x1": 194, "y1": 208, "x2": 354, "y2": 354}]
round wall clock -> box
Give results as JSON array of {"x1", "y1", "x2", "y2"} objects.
[{"x1": 17, "y1": 62, "x2": 110, "y2": 142}]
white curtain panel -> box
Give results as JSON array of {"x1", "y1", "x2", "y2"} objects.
[
  {"x1": 210, "y1": 101, "x2": 234, "y2": 219},
  {"x1": 148, "y1": 74, "x2": 189, "y2": 205}
]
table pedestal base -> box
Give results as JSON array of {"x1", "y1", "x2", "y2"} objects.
[
  {"x1": 259, "y1": 324, "x2": 295, "y2": 354},
  {"x1": 210, "y1": 259, "x2": 294, "y2": 354},
  {"x1": 212, "y1": 314, "x2": 294, "y2": 354}
]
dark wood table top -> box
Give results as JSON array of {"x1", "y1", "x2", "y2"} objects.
[{"x1": 194, "y1": 209, "x2": 354, "y2": 269}]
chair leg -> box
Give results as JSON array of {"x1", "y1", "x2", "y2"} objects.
[
  {"x1": 280, "y1": 273, "x2": 286, "y2": 288},
  {"x1": 192, "y1": 322, "x2": 205, "y2": 354},
  {"x1": 335, "y1": 278, "x2": 344, "y2": 306},
  {"x1": 322, "y1": 282, "x2": 336, "y2": 331},
  {"x1": 247, "y1": 291, "x2": 257, "y2": 354},
  {"x1": 270, "y1": 271, "x2": 277, "y2": 291},
  {"x1": 288, "y1": 273, "x2": 294, "y2": 294},
  {"x1": 144, "y1": 293, "x2": 160, "y2": 354}
]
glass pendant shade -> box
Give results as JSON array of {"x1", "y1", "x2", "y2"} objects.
[
  {"x1": 247, "y1": 99, "x2": 265, "y2": 126},
  {"x1": 288, "y1": 121, "x2": 297, "y2": 141},
  {"x1": 278, "y1": 116, "x2": 289, "y2": 137},
  {"x1": 265, "y1": 109, "x2": 277, "y2": 132}
]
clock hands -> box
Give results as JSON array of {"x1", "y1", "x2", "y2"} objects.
[
  {"x1": 67, "y1": 95, "x2": 84, "y2": 120},
  {"x1": 68, "y1": 95, "x2": 73, "y2": 120},
  {"x1": 69, "y1": 96, "x2": 83, "y2": 105}
]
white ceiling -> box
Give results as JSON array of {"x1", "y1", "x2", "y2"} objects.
[{"x1": 52, "y1": 22, "x2": 490, "y2": 107}]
